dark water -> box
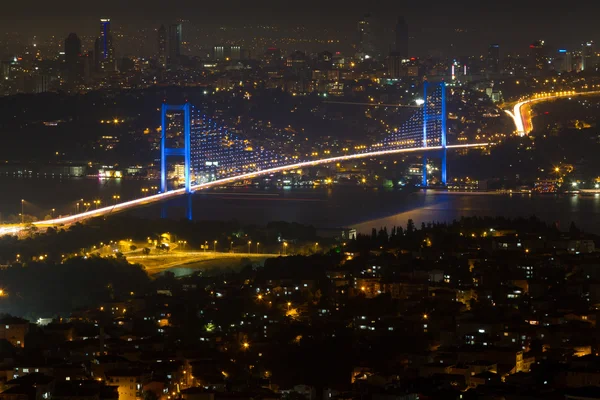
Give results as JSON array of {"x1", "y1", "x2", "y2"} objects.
[{"x1": 1, "y1": 177, "x2": 599, "y2": 234}]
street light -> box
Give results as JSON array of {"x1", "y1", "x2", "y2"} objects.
[
  {"x1": 230, "y1": 241, "x2": 234, "y2": 253},
  {"x1": 51, "y1": 208, "x2": 55, "y2": 218},
  {"x1": 248, "y1": 240, "x2": 252, "y2": 254},
  {"x1": 112, "y1": 194, "x2": 120, "y2": 204},
  {"x1": 283, "y1": 242, "x2": 288, "y2": 255},
  {"x1": 204, "y1": 240, "x2": 208, "y2": 253},
  {"x1": 314, "y1": 242, "x2": 319, "y2": 253},
  {"x1": 214, "y1": 240, "x2": 217, "y2": 252},
  {"x1": 256, "y1": 242, "x2": 260, "y2": 253},
  {"x1": 21, "y1": 199, "x2": 24, "y2": 224}
]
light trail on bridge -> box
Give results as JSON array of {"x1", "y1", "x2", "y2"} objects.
[
  {"x1": 0, "y1": 142, "x2": 488, "y2": 235},
  {"x1": 507, "y1": 90, "x2": 600, "y2": 136}
]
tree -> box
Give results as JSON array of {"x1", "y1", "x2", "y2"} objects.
[
  {"x1": 569, "y1": 221, "x2": 580, "y2": 237},
  {"x1": 143, "y1": 390, "x2": 159, "y2": 400},
  {"x1": 406, "y1": 219, "x2": 415, "y2": 234}
]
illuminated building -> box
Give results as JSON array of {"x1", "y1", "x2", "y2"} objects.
[
  {"x1": 99, "y1": 18, "x2": 115, "y2": 71},
  {"x1": 582, "y1": 41, "x2": 596, "y2": 71},
  {"x1": 168, "y1": 23, "x2": 182, "y2": 66},
  {"x1": 230, "y1": 46, "x2": 241, "y2": 60},
  {"x1": 286, "y1": 50, "x2": 309, "y2": 76},
  {"x1": 487, "y1": 44, "x2": 500, "y2": 74},
  {"x1": 529, "y1": 40, "x2": 547, "y2": 72},
  {"x1": 387, "y1": 53, "x2": 404, "y2": 78},
  {"x1": 157, "y1": 25, "x2": 167, "y2": 68},
  {"x1": 173, "y1": 164, "x2": 185, "y2": 181},
  {"x1": 0, "y1": 317, "x2": 29, "y2": 348},
  {"x1": 357, "y1": 14, "x2": 376, "y2": 59},
  {"x1": 213, "y1": 46, "x2": 225, "y2": 61},
  {"x1": 556, "y1": 49, "x2": 573, "y2": 73},
  {"x1": 394, "y1": 16, "x2": 409, "y2": 59},
  {"x1": 105, "y1": 371, "x2": 144, "y2": 400}
]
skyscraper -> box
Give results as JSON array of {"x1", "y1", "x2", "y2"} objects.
[
  {"x1": 99, "y1": 19, "x2": 113, "y2": 61},
  {"x1": 582, "y1": 41, "x2": 595, "y2": 71},
  {"x1": 99, "y1": 19, "x2": 115, "y2": 71},
  {"x1": 93, "y1": 38, "x2": 102, "y2": 72},
  {"x1": 529, "y1": 40, "x2": 546, "y2": 72},
  {"x1": 357, "y1": 14, "x2": 375, "y2": 59},
  {"x1": 487, "y1": 44, "x2": 500, "y2": 74},
  {"x1": 64, "y1": 33, "x2": 82, "y2": 85},
  {"x1": 168, "y1": 23, "x2": 182, "y2": 66},
  {"x1": 64, "y1": 33, "x2": 81, "y2": 65},
  {"x1": 157, "y1": 25, "x2": 167, "y2": 68},
  {"x1": 556, "y1": 49, "x2": 573, "y2": 73},
  {"x1": 394, "y1": 16, "x2": 409, "y2": 59}
]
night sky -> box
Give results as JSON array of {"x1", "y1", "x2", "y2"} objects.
[{"x1": 2, "y1": 0, "x2": 599, "y2": 55}]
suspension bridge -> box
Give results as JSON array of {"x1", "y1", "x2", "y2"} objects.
[{"x1": 0, "y1": 82, "x2": 487, "y2": 234}]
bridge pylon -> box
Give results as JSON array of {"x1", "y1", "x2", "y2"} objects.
[
  {"x1": 421, "y1": 81, "x2": 447, "y2": 187},
  {"x1": 160, "y1": 103, "x2": 191, "y2": 194}
]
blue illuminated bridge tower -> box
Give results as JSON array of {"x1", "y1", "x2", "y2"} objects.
[
  {"x1": 160, "y1": 81, "x2": 448, "y2": 218},
  {"x1": 421, "y1": 81, "x2": 447, "y2": 186}
]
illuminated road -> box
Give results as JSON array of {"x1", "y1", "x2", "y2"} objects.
[
  {"x1": 507, "y1": 90, "x2": 600, "y2": 136},
  {"x1": 0, "y1": 143, "x2": 487, "y2": 236},
  {"x1": 127, "y1": 252, "x2": 283, "y2": 274}
]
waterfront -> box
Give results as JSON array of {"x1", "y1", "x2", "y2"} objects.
[{"x1": 1, "y1": 177, "x2": 599, "y2": 234}]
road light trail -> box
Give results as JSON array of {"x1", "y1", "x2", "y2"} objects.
[
  {"x1": 509, "y1": 90, "x2": 600, "y2": 136},
  {"x1": 9, "y1": 143, "x2": 488, "y2": 233}
]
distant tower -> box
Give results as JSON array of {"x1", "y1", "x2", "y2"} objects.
[
  {"x1": 487, "y1": 44, "x2": 500, "y2": 74},
  {"x1": 529, "y1": 40, "x2": 546, "y2": 72},
  {"x1": 64, "y1": 33, "x2": 82, "y2": 85},
  {"x1": 93, "y1": 38, "x2": 102, "y2": 72},
  {"x1": 157, "y1": 25, "x2": 167, "y2": 68},
  {"x1": 582, "y1": 41, "x2": 595, "y2": 71},
  {"x1": 99, "y1": 18, "x2": 115, "y2": 70},
  {"x1": 64, "y1": 33, "x2": 81, "y2": 66},
  {"x1": 394, "y1": 16, "x2": 409, "y2": 59},
  {"x1": 357, "y1": 14, "x2": 375, "y2": 59},
  {"x1": 168, "y1": 23, "x2": 182, "y2": 66},
  {"x1": 556, "y1": 49, "x2": 573, "y2": 73}
]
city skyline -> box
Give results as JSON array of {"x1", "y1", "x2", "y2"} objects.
[{"x1": 2, "y1": 1, "x2": 599, "y2": 55}]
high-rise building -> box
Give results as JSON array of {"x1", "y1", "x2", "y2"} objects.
[
  {"x1": 157, "y1": 25, "x2": 167, "y2": 68},
  {"x1": 99, "y1": 19, "x2": 113, "y2": 61},
  {"x1": 387, "y1": 53, "x2": 404, "y2": 78},
  {"x1": 64, "y1": 33, "x2": 82, "y2": 85},
  {"x1": 529, "y1": 40, "x2": 547, "y2": 72},
  {"x1": 168, "y1": 23, "x2": 182, "y2": 66},
  {"x1": 394, "y1": 16, "x2": 409, "y2": 59},
  {"x1": 230, "y1": 46, "x2": 241, "y2": 61},
  {"x1": 213, "y1": 46, "x2": 225, "y2": 61},
  {"x1": 99, "y1": 19, "x2": 115, "y2": 71},
  {"x1": 357, "y1": 14, "x2": 376, "y2": 59},
  {"x1": 556, "y1": 49, "x2": 573, "y2": 73},
  {"x1": 64, "y1": 33, "x2": 81, "y2": 65},
  {"x1": 582, "y1": 41, "x2": 596, "y2": 71},
  {"x1": 93, "y1": 38, "x2": 102, "y2": 72},
  {"x1": 487, "y1": 44, "x2": 500, "y2": 74}
]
